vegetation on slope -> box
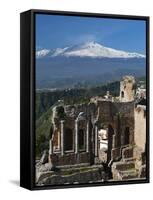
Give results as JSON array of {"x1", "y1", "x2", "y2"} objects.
[{"x1": 35, "y1": 81, "x2": 120, "y2": 158}]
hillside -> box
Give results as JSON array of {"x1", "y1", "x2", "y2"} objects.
[
  {"x1": 36, "y1": 81, "x2": 120, "y2": 119},
  {"x1": 35, "y1": 81, "x2": 120, "y2": 157}
]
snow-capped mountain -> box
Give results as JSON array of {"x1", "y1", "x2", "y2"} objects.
[
  {"x1": 36, "y1": 41, "x2": 146, "y2": 89},
  {"x1": 36, "y1": 41, "x2": 145, "y2": 59}
]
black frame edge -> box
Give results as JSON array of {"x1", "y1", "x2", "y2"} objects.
[
  {"x1": 146, "y1": 16, "x2": 150, "y2": 183},
  {"x1": 20, "y1": 10, "x2": 33, "y2": 190},
  {"x1": 27, "y1": 9, "x2": 150, "y2": 19}
]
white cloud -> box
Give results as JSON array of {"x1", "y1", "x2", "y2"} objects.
[
  {"x1": 36, "y1": 49, "x2": 50, "y2": 58},
  {"x1": 66, "y1": 34, "x2": 97, "y2": 45}
]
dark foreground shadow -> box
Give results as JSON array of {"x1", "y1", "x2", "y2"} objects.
[{"x1": 9, "y1": 180, "x2": 20, "y2": 186}]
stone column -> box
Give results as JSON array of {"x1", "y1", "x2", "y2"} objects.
[
  {"x1": 121, "y1": 134, "x2": 124, "y2": 146},
  {"x1": 112, "y1": 134, "x2": 116, "y2": 148},
  {"x1": 49, "y1": 139, "x2": 53, "y2": 155},
  {"x1": 60, "y1": 120, "x2": 65, "y2": 156},
  {"x1": 58, "y1": 131, "x2": 60, "y2": 150},
  {"x1": 75, "y1": 119, "x2": 78, "y2": 154},
  {"x1": 95, "y1": 125, "x2": 98, "y2": 157},
  {"x1": 86, "y1": 122, "x2": 89, "y2": 152}
]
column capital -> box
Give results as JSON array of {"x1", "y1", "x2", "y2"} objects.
[
  {"x1": 94, "y1": 120, "x2": 98, "y2": 126},
  {"x1": 75, "y1": 118, "x2": 79, "y2": 123}
]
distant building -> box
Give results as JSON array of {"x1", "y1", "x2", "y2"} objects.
[
  {"x1": 104, "y1": 91, "x2": 112, "y2": 101},
  {"x1": 136, "y1": 87, "x2": 146, "y2": 99}
]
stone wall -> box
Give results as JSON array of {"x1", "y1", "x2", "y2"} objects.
[
  {"x1": 97, "y1": 101, "x2": 135, "y2": 162},
  {"x1": 37, "y1": 167, "x2": 104, "y2": 185},
  {"x1": 97, "y1": 101, "x2": 134, "y2": 125},
  {"x1": 50, "y1": 152, "x2": 91, "y2": 166},
  {"x1": 134, "y1": 105, "x2": 146, "y2": 152},
  {"x1": 50, "y1": 99, "x2": 135, "y2": 167}
]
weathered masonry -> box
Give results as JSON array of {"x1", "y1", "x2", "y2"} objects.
[
  {"x1": 49, "y1": 100, "x2": 135, "y2": 167},
  {"x1": 47, "y1": 76, "x2": 146, "y2": 180}
]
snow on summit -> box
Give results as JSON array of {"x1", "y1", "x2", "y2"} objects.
[{"x1": 36, "y1": 42, "x2": 145, "y2": 59}]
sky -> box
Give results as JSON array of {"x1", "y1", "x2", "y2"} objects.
[{"x1": 36, "y1": 14, "x2": 146, "y2": 54}]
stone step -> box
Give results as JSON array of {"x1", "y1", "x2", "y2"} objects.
[
  {"x1": 57, "y1": 162, "x2": 90, "y2": 169},
  {"x1": 122, "y1": 157, "x2": 136, "y2": 163},
  {"x1": 138, "y1": 164, "x2": 146, "y2": 178},
  {"x1": 59, "y1": 164, "x2": 103, "y2": 173},
  {"x1": 112, "y1": 161, "x2": 135, "y2": 171},
  {"x1": 119, "y1": 169, "x2": 138, "y2": 180},
  {"x1": 122, "y1": 146, "x2": 134, "y2": 159}
]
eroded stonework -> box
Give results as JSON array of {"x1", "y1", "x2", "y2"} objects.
[{"x1": 36, "y1": 76, "x2": 146, "y2": 184}]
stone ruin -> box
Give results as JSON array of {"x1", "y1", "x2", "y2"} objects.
[
  {"x1": 36, "y1": 76, "x2": 147, "y2": 185},
  {"x1": 120, "y1": 75, "x2": 136, "y2": 102}
]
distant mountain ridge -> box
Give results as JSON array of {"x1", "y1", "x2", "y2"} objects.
[
  {"x1": 36, "y1": 41, "x2": 145, "y2": 59},
  {"x1": 36, "y1": 42, "x2": 146, "y2": 89}
]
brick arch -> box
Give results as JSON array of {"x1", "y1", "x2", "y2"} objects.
[{"x1": 97, "y1": 122, "x2": 115, "y2": 164}]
